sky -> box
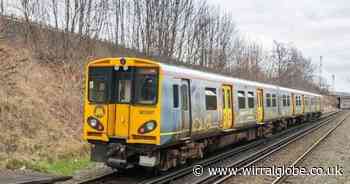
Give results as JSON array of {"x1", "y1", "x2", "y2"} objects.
[{"x1": 208, "y1": 0, "x2": 350, "y2": 92}]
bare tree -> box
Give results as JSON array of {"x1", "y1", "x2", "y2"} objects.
[
  {"x1": 0, "y1": 0, "x2": 4, "y2": 15},
  {"x1": 51, "y1": 0, "x2": 59, "y2": 30}
]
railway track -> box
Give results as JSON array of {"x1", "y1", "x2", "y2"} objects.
[
  {"x1": 270, "y1": 112, "x2": 348, "y2": 184},
  {"x1": 191, "y1": 111, "x2": 347, "y2": 184},
  {"x1": 75, "y1": 111, "x2": 339, "y2": 184},
  {"x1": 0, "y1": 173, "x2": 71, "y2": 184}
]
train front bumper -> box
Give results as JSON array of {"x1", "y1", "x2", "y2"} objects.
[{"x1": 90, "y1": 142, "x2": 158, "y2": 169}]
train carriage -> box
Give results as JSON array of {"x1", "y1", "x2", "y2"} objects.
[{"x1": 84, "y1": 57, "x2": 322, "y2": 171}]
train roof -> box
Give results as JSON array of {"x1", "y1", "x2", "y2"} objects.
[
  {"x1": 159, "y1": 63, "x2": 321, "y2": 97},
  {"x1": 87, "y1": 57, "x2": 321, "y2": 97}
]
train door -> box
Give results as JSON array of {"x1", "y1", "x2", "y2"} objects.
[
  {"x1": 256, "y1": 89, "x2": 264, "y2": 123},
  {"x1": 222, "y1": 85, "x2": 233, "y2": 129},
  {"x1": 180, "y1": 79, "x2": 191, "y2": 139},
  {"x1": 114, "y1": 69, "x2": 132, "y2": 138}
]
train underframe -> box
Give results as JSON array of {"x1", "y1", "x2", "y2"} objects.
[{"x1": 90, "y1": 112, "x2": 321, "y2": 171}]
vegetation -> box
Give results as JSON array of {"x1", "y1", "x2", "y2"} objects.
[{"x1": 1, "y1": 0, "x2": 330, "y2": 92}]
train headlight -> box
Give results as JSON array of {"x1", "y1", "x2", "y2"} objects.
[
  {"x1": 87, "y1": 116, "x2": 104, "y2": 131},
  {"x1": 138, "y1": 120, "x2": 157, "y2": 134}
]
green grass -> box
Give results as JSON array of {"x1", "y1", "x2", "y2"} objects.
[
  {"x1": 3, "y1": 155, "x2": 94, "y2": 176},
  {"x1": 33, "y1": 156, "x2": 94, "y2": 176}
]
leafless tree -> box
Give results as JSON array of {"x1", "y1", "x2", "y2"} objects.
[
  {"x1": 0, "y1": 0, "x2": 4, "y2": 15},
  {"x1": 2, "y1": 0, "x2": 327, "y2": 93}
]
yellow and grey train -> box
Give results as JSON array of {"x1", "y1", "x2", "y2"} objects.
[{"x1": 83, "y1": 57, "x2": 322, "y2": 171}]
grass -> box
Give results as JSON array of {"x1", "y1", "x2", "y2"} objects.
[
  {"x1": 33, "y1": 156, "x2": 94, "y2": 176},
  {"x1": 5, "y1": 155, "x2": 94, "y2": 176}
]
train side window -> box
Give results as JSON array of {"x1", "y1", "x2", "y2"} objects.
[
  {"x1": 205, "y1": 88, "x2": 217, "y2": 110},
  {"x1": 173, "y1": 85, "x2": 179, "y2": 108},
  {"x1": 305, "y1": 97, "x2": 308, "y2": 106},
  {"x1": 296, "y1": 96, "x2": 299, "y2": 106},
  {"x1": 272, "y1": 94, "x2": 277, "y2": 107},
  {"x1": 222, "y1": 89, "x2": 226, "y2": 109},
  {"x1": 282, "y1": 95, "x2": 287, "y2": 106},
  {"x1": 227, "y1": 90, "x2": 232, "y2": 108},
  {"x1": 181, "y1": 84, "x2": 188, "y2": 110},
  {"x1": 287, "y1": 96, "x2": 291, "y2": 106},
  {"x1": 248, "y1": 92, "x2": 255, "y2": 108},
  {"x1": 238, "y1": 91, "x2": 246, "y2": 109},
  {"x1": 266, "y1": 93, "x2": 271, "y2": 107}
]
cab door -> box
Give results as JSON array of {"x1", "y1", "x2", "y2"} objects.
[
  {"x1": 256, "y1": 89, "x2": 264, "y2": 123},
  {"x1": 114, "y1": 70, "x2": 132, "y2": 138},
  {"x1": 222, "y1": 85, "x2": 233, "y2": 129}
]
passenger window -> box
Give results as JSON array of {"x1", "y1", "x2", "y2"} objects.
[
  {"x1": 227, "y1": 91, "x2": 232, "y2": 108},
  {"x1": 173, "y1": 85, "x2": 179, "y2": 108},
  {"x1": 296, "y1": 96, "x2": 299, "y2": 106},
  {"x1": 238, "y1": 91, "x2": 246, "y2": 109},
  {"x1": 266, "y1": 93, "x2": 271, "y2": 107},
  {"x1": 305, "y1": 97, "x2": 308, "y2": 106},
  {"x1": 248, "y1": 92, "x2": 254, "y2": 108},
  {"x1": 272, "y1": 94, "x2": 277, "y2": 107},
  {"x1": 287, "y1": 96, "x2": 290, "y2": 106},
  {"x1": 205, "y1": 88, "x2": 217, "y2": 110},
  {"x1": 222, "y1": 89, "x2": 226, "y2": 109},
  {"x1": 181, "y1": 84, "x2": 188, "y2": 110},
  {"x1": 282, "y1": 95, "x2": 287, "y2": 106}
]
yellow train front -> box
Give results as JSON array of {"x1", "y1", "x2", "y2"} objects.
[
  {"x1": 84, "y1": 58, "x2": 162, "y2": 169},
  {"x1": 83, "y1": 57, "x2": 322, "y2": 171}
]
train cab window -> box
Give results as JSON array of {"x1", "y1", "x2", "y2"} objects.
[
  {"x1": 134, "y1": 68, "x2": 158, "y2": 104},
  {"x1": 272, "y1": 94, "x2": 277, "y2": 107},
  {"x1": 248, "y1": 92, "x2": 255, "y2": 108},
  {"x1": 238, "y1": 91, "x2": 246, "y2": 109},
  {"x1": 173, "y1": 85, "x2": 179, "y2": 108},
  {"x1": 266, "y1": 93, "x2": 271, "y2": 107},
  {"x1": 88, "y1": 67, "x2": 114, "y2": 103},
  {"x1": 205, "y1": 88, "x2": 217, "y2": 110},
  {"x1": 118, "y1": 79, "x2": 132, "y2": 103},
  {"x1": 89, "y1": 76, "x2": 108, "y2": 103}
]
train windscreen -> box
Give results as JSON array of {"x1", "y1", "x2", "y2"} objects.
[{"x1": 88, "y1": 67, "x2": 158, "y2": 104}]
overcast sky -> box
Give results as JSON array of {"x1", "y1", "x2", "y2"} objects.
[{"x1": 208, "y1": 0, "x2": 350, "y2": 92}]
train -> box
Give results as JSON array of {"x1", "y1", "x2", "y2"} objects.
[
  {"x1": 83, "y1": 57, "x2": 322, "y2": 171},
  {"x1": 339, "y1": 96, "x2": 350, "y2": 109}
]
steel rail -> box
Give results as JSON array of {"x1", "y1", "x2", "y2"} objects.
[{"x1": 270, "y1": 112, "x2": 349, "y2": 184}]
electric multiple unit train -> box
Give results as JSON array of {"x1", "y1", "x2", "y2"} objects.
[{"x1": 83, "y1": 57, "x2": 321, "y2": 171}]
